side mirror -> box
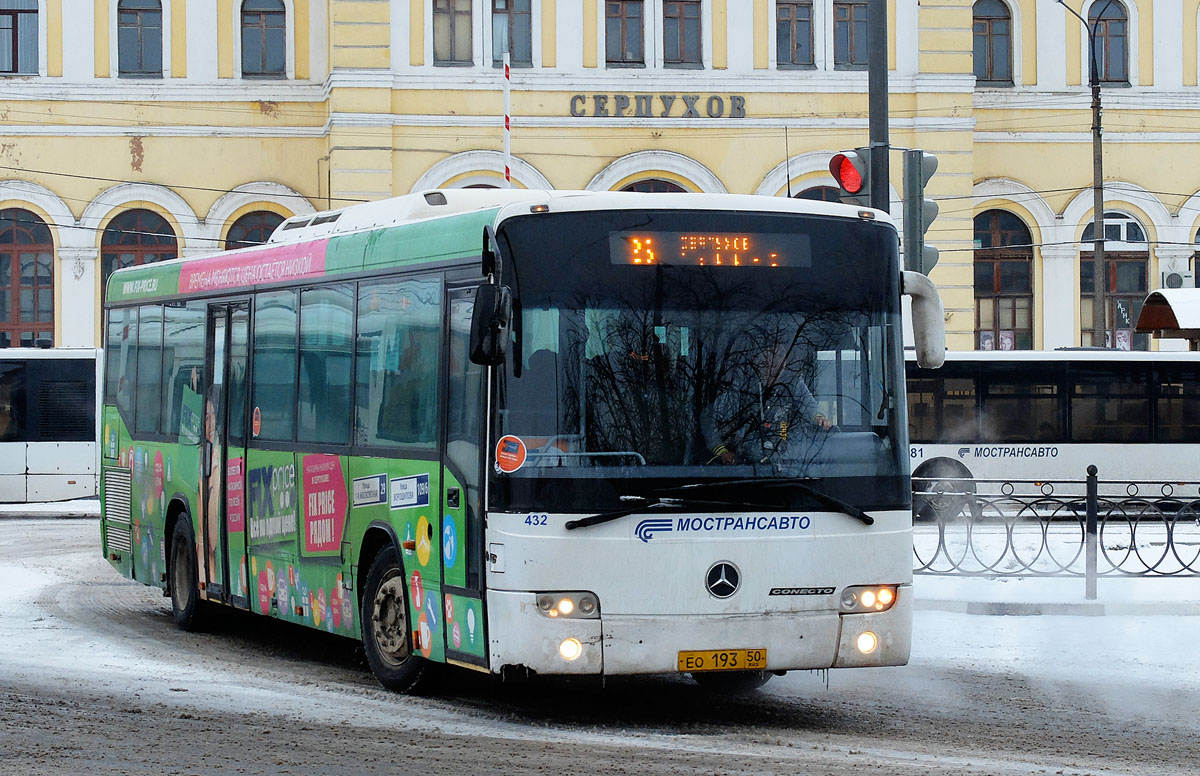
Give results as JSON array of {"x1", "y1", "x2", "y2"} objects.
[
  {"x1": 469, "y1": 284, "x2": 512, "y2": 366},
  {"x1": 902, "y1": 270, "x2": 945, "y2": 368}
]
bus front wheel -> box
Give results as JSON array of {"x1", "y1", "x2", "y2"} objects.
[
  {"x1": 169, "y1": 513, "x2": 210, "y2": 631},
  {"x1": 361, "y1": 545, "x2": 428, "y2": 693}
]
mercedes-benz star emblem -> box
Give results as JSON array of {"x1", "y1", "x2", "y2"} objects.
[{"x1": 706, "y1": 561, "x2": 740, "y2": 599}]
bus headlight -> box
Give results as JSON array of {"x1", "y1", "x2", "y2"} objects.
[
  {"x1": 839, "y1": 585, "x2": 898, "y2": 614},
  {"x1": 856, "y1": 631, "x2": 879, "y2": 654},
  {"x1": 535, "y1": 592, "x2": 600, "y2": 619}
]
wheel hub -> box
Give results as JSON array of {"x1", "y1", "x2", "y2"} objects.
[{"x1": 371, "y1": 575, "x2": 411, "y2": 664}]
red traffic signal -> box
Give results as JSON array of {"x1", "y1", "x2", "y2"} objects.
[{"x1": 830, "y1": 152, "x2": 867, "y2": 195}]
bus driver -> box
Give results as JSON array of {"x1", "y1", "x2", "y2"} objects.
[{"x1": 702, "y1": 341, "x2": 833, "y2": 465}]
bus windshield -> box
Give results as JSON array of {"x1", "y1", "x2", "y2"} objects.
[{"x1": 490, "y1": 208, "x2": 909, "y2": 514}]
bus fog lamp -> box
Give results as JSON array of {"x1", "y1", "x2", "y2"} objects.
[
  {"x1": 856, "y1": 631, "x2": 879, "y2": 654},
  {"x1": 839, "y1": 585, "x2": 898, "y2": 614},
  {"x1": 559, "y1": 637, "x2": 583, "y2": 661}
]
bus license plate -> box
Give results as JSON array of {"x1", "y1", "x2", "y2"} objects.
[{"x1": 677, "y1": 648, "x2": 767, "y2": 673}]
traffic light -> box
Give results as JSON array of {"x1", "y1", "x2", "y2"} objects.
[
  {"x1": 829, "y1": 148, "x2": 872, "y2": 207},
  {"x1": 903, "y1": 149, "x2": 939, "y2": 275}
]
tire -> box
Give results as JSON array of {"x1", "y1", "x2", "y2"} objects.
[
  {"x1": 361, "y1": 545, "x2": 429, "y2": 693},
  {"x1": 169, "y1": 512, "x2": 210, "y2": 631},
  {"x1": 691, "y1": 670, "x2": 772, "y2": 694}
]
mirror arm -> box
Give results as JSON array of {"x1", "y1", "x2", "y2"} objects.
[{"x1": 902, "y1": 270, "x2": 946, "y2": 369}]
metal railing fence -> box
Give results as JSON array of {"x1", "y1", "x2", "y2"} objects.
[{"x1": 912, "y1": 471, "x2": 1200, "y2": 593}]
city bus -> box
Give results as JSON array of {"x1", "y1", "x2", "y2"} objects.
[
  {"x1": 0, "y1": 347, "x2": 100, "y2": 502},
  {"x1": 100, "y1": 189, "x2": 944, "y2": 693},
  {"x1": 907, "y1": 350, "x2": 1200, "y2": 502}
]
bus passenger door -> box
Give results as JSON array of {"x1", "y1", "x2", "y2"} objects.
[
  {"x1": 440, "y1": 287, "x2": 488, "y2": 669},
  {"x1": 202, "y1": 302, "x2": 250, "y2": 607}
]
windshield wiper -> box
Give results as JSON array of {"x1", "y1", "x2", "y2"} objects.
[
  {"x1": 564, "y1": 495, "x2": 781, "y2": 531},
  {"x1": 661, "y1": 477, "x2": 875, "y2": 526}
]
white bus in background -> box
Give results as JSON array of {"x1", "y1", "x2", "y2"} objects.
[
  {"x1": 906, "y1": 350, "x2": 1200, "y2": 499},
  {"x1": 0, "y1": 348, "x2": 100, "y2": 502}
]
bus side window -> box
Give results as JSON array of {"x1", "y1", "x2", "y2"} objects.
[
  {"x1": 355, "y1": 276, "x2": 441, "y2": 450},
  {"x1": 163, "y1": 302, "x2": 205, "y2": 443},
  {"x1": 252, "y1": 290, "x2": 299, "y2": 442},
  {"x1": 0, "y1": 361, "x2": 24, "y2": 442},
  {"x1": 135, "y1": 305, "x2": 164, "y2": 436},
  {"x1": 298, "y1": 284, "x2": 354, "y2": 445}
]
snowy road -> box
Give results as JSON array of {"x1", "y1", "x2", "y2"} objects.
[{"x1": 2, "y1": 518, "x2": 1198, "y2": 776}]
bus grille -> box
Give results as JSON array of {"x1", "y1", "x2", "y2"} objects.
[{"x1": 103, "y1": 468, "x2": 132, "y2": 554}]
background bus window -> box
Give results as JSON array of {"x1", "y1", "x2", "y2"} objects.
[
  {"x1": 298, "y1": 284, "x2": 353, "y2": 445},
  {"x1": 980, "y1": 364, "x2": 1063, "y2": 442},
  {"x1": 1070, "y1": 365, "x2": 1150, "y2": 442},
  {"x1": 355, "y1": 276, "x2": 441, "y2": 450},
  {"x1": 907, "y1": 363, "x2": 978, "y2": 443},
  {"x1": 0, "y1": 360, "x2": 24, "y2": 441},
  {"x1": 1155, "y1": 365, "x2": 1200, "y2": 443},
  {"x1": 134, "y1": 305, "x2": 164, "y2": 435},
  {"x1": 163, "y1": 302, "x2": 205, "y2": 443},
  {"x1": 252, "y1": 290, "x2": 298, "y2": 442}
]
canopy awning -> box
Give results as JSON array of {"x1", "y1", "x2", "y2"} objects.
[{"x1": 1135, "y1": 289, "x2": 1200, "y2": 341}]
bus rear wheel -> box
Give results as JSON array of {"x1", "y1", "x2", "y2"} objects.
[
  {"x1": 169, "y1": 513, "x2": 210, "y2": 631},
  {"x1": 361, "y1": 546, "x2": 428, "y2": 693}
]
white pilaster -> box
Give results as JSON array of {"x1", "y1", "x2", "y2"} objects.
[{"x1": 1040, "y1": 243, "x2": 1079, "y2": 350}]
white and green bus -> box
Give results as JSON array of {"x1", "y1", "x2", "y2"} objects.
[{"x1": 100, "y1": 189, "x2": 944, "y2": 692}]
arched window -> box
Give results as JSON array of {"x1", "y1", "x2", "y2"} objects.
[
  {"x1": 973, "y1": 0, "x2": 1012, "y2": 85},
  {"x1": 1080, "y1": 211, "x2": 1147, "y2": 349},
  {"x1": 1089, "y1": 0, "x2": 1128, "y2": 84},
  {"x1": 621, "y1": 179, "x2": 687, "y2": 193},
  {"x1": 0, "y1": 0, "x2": 38, "y2": 75},
  {"x1": 974, "y1": 209, "x2": 1033, "y2": 350},
  {"x1": 118, "y1": 0, "x2": 163, "y2": 78},
  {"x1": 795, "y1": 186, "x2": 840, "y2": 202},
  {"x1": 226, "y1": 210, "x2": 284, "y2": 250},
  {"x1": 242, "y1": 0, "x2": 286, "y2": 78},
  {"x1": 0, "y1": 209, "x2": 53, "y2": 348},
  {"x1": 101, "y1": 210, "x2": 177, "y2": 296}
]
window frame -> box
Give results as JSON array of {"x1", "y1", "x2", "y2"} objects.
[
  {"x1": 663, "y1": 0, "x2": 702, "y2": 68},
  {"x1": 832, "y1": 0, "x2": 868, "y2": 70},
  {"x1": 973, "y1": 0, "x2": 1013, "y2": 85},
  {"x1": 240, "y1": 0, "x2": 287, "y2": 79},
  {"x1": 434, "y1": 0, "x2": 475, "y2": 66},
  {"x1": 116, "y1": 0, "x2": 164, "y2": 79},
  {"x1": 0, "y1": 208, "x2": 54, "y2": 349},
  {"x1": 776, "y1": 0, "x2": 815, "y2": 70},
  {"x1": 606, "y1": 0, "x2": 645, "y2": 67},
  {"x1": 491, "y1": 0, "x2": 533, "y2": 67},
  {"x1": 0, "y1": 2, "x2": 38, "y2": 76},
  {"x1": 1089, "y1": 0, "x2": 1129, "y2": 85},
  {"x1": 973, "y1": 210, "x2": 1034, "y2": 351}
]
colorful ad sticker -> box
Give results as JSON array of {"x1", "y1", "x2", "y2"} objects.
[
  {"x1": 178, "y1": 239, "x2": 329, "y2": 294},
  {"x1": 390, "y1": 474, "x2": 430, "y2": 510},
  {"x1": 226, "y1": 457, "x2": 245, "y2": 532},
  {"x1": 247, "y1": 461, "x2": 297, "y2": 544},
  {"x1": 302, "y1": 454, "x2": 348, "y2": 554},
  {"x1": 352, "y1": 474, "x2": 388, "y2": 508},
  {"x1": 495, "y1": 435, "x2": 527, "y2": 473}
]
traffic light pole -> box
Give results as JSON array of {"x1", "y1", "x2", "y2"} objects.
[
  {"x1": 1060, "y1": 0, "x2": 1112, "y2": 346},
  {"x1": 868, "y1": 0, "x2": 889, "y2": 213}
]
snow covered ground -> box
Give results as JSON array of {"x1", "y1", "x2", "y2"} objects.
[{"x1": 1, "y1": 516, "x2": 1199, "y2": 775}]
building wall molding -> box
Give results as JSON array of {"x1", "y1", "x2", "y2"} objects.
[
  {"x1": 587, "y1": 150, "x2": 727, "y2": 193},
  {"x1": 410, "y1": 150, "x2": 553, "y2": 191}
]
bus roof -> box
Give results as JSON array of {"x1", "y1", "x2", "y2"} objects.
[
  {"x1": 269, "y1": 189, "x2": 893, "y2": 244},
  {"x1": 0, "y1": 347, "x2": 99, "y2": 361},
  {"x1": 906, "y1": 349, "x2": 1200, "y2": 365},
  {"x1": 105, "y1": 189, "x2": 894, "y2": 306}
]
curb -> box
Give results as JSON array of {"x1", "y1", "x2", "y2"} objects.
[{"x1": 916, "y1": 599, "x2": 1200, "y2": 616}]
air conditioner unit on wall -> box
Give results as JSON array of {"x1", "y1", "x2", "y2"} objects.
[{"x1": 1160, "y1": 270, "x2": 1195, "y2": 289}]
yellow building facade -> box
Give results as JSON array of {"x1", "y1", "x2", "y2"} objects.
[{"x1": 0, "y1": 0, "x2": 1193, "y2": 351}]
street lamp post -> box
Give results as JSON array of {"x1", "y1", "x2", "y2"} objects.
[{"x1": 1058, "y1": 0, "x2": 1114, "y2": 347}]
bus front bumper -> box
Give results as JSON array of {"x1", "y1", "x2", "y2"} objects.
[{"x1": 486, "y1": 587, "x2": 913, "y2": 676}]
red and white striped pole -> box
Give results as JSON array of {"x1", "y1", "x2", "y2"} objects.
[{"x1": 503, "y1": 52, "x2": 511, "y2": 188}]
